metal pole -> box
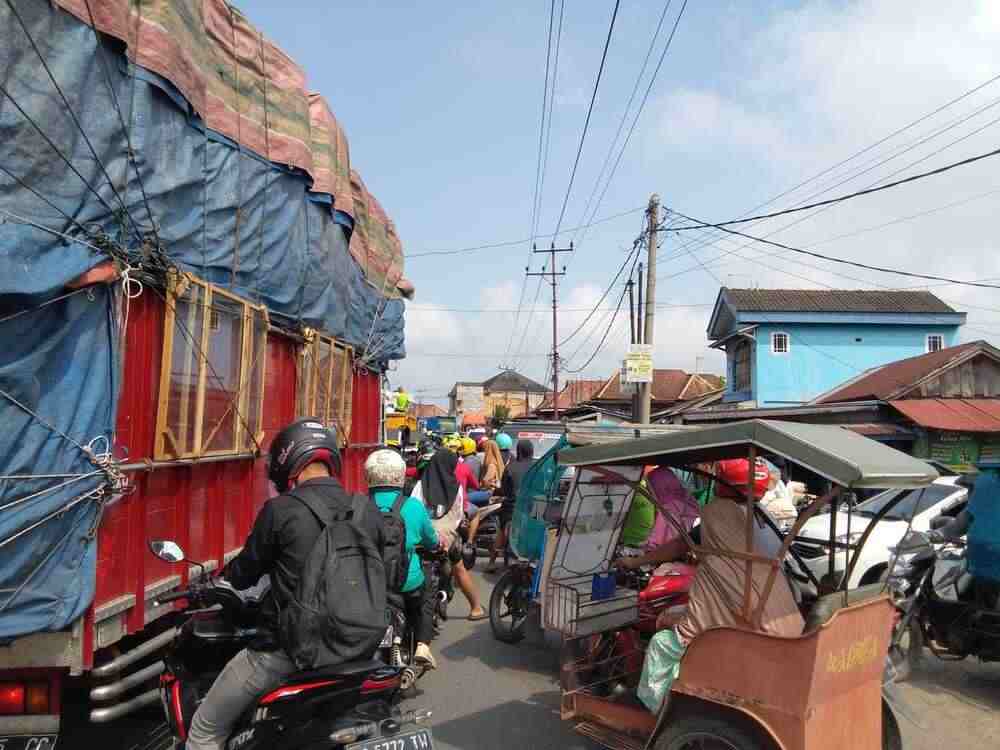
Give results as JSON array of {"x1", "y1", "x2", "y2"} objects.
[
  {"x1": 638, "y1": 194, "x2": 659, "y2": 423},
  {"x1": 551, "y1": 243, "x2": 559, "y2": 421},
  {"x1": 636, "y1": 263, "x2": 644, "y2": 345}
]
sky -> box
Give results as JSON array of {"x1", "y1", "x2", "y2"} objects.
[{"x1": 238, "y1": 0, "x2": 1000, "y2": 405}]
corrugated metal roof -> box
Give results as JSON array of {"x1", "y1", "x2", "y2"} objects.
[
  {"x1": 597, "y1": 370, "x2": 723, "y2": 402},
  {"x1": 538, "y1": 379, "x2": 608, "y2": 410},
  {"x1": 481, "y1": 370, "x2": 549, "y2": 393},
  {"x1": 815, "y1": 341, "x2": 989, "y2": 403},
  {"x1": 558, "y1": 419, "x2": 938, "y2": 488},
  {"x1": 843, "y1": 422, "x2": 914, "y2": 438},
  {"x1": 889, "y1": 399, "x2": 1000, "y2": 433},
  {"x1": 725, "y1": 288, "x2": 956, "y2": 314}
]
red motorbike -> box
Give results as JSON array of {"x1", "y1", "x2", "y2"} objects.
[{"x1": 574, "y1": 564, "x2": 695, "y2": 698}]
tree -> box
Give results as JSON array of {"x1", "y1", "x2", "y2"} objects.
[{"x1": 490, "y1": 403, "x2": 510, "y2": 428}]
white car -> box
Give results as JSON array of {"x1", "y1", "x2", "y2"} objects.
[{"x1": 791, "y1": 477, "x2": 967, "y2": 589}]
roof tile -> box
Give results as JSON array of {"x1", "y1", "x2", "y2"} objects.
[{"x1": 725, "y1": 288, "x2": 956, "y2": 314}]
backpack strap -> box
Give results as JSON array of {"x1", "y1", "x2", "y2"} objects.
[
  {"x1": 389, "y1": 490, "x2": 406, "y2": 516},
  {"x1": 286, "y1": 487, "x2": 335, "y2": 529},
  {"x1": 348, "y1": 493, "x2": 369, "y2": 524}
]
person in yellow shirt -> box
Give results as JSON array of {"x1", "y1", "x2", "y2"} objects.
[{"x1": 394, "y1": 386, "x2": 411, "y2": 413}]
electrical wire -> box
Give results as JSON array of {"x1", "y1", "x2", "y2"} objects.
[
  {"x1": 551, "y1": 0, "x2": 622, "y2": 237},
  {"x1": 409, "y1": 205, "x2": 644, "y2": 258},
  {"x1": 407, "y1": 301, "x2": 710, "y2": 314},
  {"x1": 504, "y1": 0, "x2": 562, "y2": 367},
  {"x1": 660, "y1": 71, "x2": 1000, "y2": 270},
  {"x1": 557, "y1": 241, "x2": 640, "y2": 346},
  {"x1": 669, "y1": 208, "x2": 1000, "y2": 289},
  {"x1": 667, "y1": 143, "x2": 1000, "y2": 233},
  {"x1": 571, "y1": 0, "x2": 675, "y2": 247},
  {"x1": 575, "y1": 0, "x2": 689, "y2": 249}
]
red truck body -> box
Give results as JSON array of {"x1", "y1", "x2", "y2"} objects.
[{"x1": 0, "y1": 291, "x2": 382, "y2": 735}]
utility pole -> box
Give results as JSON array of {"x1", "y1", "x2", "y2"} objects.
[
  {"x1": 638, "y1": 194, "x2": 659, "y2": 424},
  {"x1": 527, "y1": 242, "x2": 573, "y2": 420}
]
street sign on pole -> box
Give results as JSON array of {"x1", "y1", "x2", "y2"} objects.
[{"x1": 623, "y1": 344, "x2": 653, "y2": 384}]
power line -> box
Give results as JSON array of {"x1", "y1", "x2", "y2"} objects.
[
  {"x1": 658, "y1": 184, "x2": 1000, "y2": 284},
  {"x1": 666, "y1": 143, "x2": 1000, "y2": 234},
  {"x1": 572, "y1": 0, "x2": 675, "y2": 246},
  {"x1": 504, "y1": 0, "x2": 561, "y2": 368},
  {"x1": 551, "y1": 0, "x2": 622, "y2": 237},
  {"x1": 660, "y1": 70, "x2": 1000, "y2": 269},
  {"x1": 669, "y1": 208, "x2": 1000, "y2": 290},
  {"x1": 564, "y1": 239, "x2": 641, "y2": 373},
  {"x1": 557, "y1": 241, "x2": 640, "y2": 346},
  {"x1": 575, "y1": 0, "x2": 690, "y2": 249},
  {"x1": 408, "y1": 301, "x2": 709, "y2": 314},
  {"x1": 408, "y1": 205, "x2": 644, "y2": 258}
]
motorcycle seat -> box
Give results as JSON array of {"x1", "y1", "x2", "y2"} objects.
[{"x1": 283, "y1": 658, "x2": 395, "y2": 685}]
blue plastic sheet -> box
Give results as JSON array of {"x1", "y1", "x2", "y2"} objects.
[
  {"x1": 0, "y1": 1, "x2": 404, "y2": 639},
  {"x1": 0, "y1": 0, "x2": 404, "y2": 358},
  {"x1": 0, "y1": 287, "x2": 119, "y2": 639}
]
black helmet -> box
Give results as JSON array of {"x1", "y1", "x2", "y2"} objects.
[{"x1": 268, "y1": 418, "x2": 342, "y2": 492}]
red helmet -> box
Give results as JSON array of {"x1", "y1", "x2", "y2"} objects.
[{"x1": 714, "y1": 458, "x2": 769, "y2": 500}]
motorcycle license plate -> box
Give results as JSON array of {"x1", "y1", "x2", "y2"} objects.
[
  {"x1": 0, "y1": 736, "x2": 58, "y2": 750},
  {"x1": 346, "y1": 728, "x2": 433, "y2": 750}
]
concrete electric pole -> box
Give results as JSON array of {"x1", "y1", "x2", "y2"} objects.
[
  {"x1": 638, "y1": 194, "x2": 659, "y2": 424},
  {"x1": 527, "y1": 242, "x2": 572, "y2": 421}
]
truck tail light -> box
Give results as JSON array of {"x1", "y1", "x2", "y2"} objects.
[
  {"x1": 0, "y1": 682, "x2": 51, "y2": 715},
  {"x1": 0, "y1": 684, "x2": 25, "y2": 715},
  {"x1": 26, "y1": 683, "x2": 50, "y2": 714}
]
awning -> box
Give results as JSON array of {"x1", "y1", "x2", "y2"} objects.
[
  {"x1": 889, "y1": 399, "x2": 1000, "y2": 433},
  {"x1": 557, "y1": 419, "x2": 938, "y2": 489},
  {"x1": 843, "y1": 422, "x2": 914, "y2": 439}
]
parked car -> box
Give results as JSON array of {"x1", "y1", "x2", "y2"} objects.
[{"x1": 792, "y1": 477, "x2": 967, "y2": 588}]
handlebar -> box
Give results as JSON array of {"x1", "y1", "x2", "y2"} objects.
[{"x1": 155, "y1": 588, "x2": 193, "y2": 606}]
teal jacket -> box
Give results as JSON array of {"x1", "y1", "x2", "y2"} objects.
[{"x1": 372, "y1": 489, "x2": 439, "y2": 592}]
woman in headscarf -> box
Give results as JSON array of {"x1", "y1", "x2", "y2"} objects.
[
  {"x1": 645, "y1": 467, "x2": 701, "y2": 553},
  {"x1": 479, "y1": 439, "x2": 505, "y2": 494},
  {"x1": 411, "y1": 449, "x2": 486, "y2": 620}
]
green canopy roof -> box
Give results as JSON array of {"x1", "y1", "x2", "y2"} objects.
[{"x1": 557, "y1": 419, "x2": 938, "y2": 489}]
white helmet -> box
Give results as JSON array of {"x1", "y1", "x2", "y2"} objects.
[{"x1": 364, "y1": 448, "x2": 406, "y2": 489}]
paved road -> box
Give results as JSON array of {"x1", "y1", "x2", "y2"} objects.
[
  {"x1": 78, "y1": 569, "x2": 997, "y2": 749},
  {"x1": 400, "y1": 570, "x2": 594, "y2": 750}
]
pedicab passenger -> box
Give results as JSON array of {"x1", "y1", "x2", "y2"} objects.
[{"x1": 616, "y1": 459, "x2": 804, "y2": 712}]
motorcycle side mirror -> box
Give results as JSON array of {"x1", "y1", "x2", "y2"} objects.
[
  {"x1": 929, "y1": 515, "x2": 950, "y2": 531},
  {"x1": 148, "y1": 540, "x2": 186, "y2": 563}
]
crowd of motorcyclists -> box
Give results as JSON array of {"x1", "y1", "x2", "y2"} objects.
[
  {"x1": 179, "y1": 399, "x2": 1000, "y2": 748},
  {"x1": 181, "y1": 411, "x2": 536, "y2": 749}
]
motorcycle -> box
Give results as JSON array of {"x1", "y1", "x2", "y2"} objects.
[
  {"x1": 376, "y1": 546, "x2": 455, "y2": 696},
  {"x1": 147, "y1": 540, "x2": 434, "y2": 750},
  {"x1": 887, "y1": 529, "x2": 1000, "y2": 681}
]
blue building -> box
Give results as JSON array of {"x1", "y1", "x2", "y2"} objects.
[{"x1": 706, "y1": 289, "x2": 967, "y2": 406}]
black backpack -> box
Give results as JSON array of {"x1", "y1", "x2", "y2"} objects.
[
  {"x1": 379, "y1": 490, "x2": 410, "y2": 594},
  {"x1": 278, "y1": 488, "x2": 387, "y2": 670}
]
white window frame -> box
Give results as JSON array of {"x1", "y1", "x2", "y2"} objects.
[
  {"x1": 771, "y1": 331, "x2": 790, "y2": 355},
  {"x1": 926, "y1": 334, "x2": 944, "y2": 353}
]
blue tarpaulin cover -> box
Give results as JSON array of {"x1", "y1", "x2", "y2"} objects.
[{"x1": 0, "y1": 1, "x2": 405, "y2": 638}]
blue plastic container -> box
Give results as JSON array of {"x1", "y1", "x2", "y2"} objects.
[
  {"x1": 969, "y1": 462, "x2": 1000, "y2": 583},
  {"x1": 591, "y1": 572, "x2": 617, "y2": 601}
]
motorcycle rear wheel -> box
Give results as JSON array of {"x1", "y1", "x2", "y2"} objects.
[{"x1": 490, "y1": 567, "x2": 529, "y2": 644}]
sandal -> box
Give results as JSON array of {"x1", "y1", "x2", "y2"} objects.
[{"x1": 468, "y1": 611, "x2": 488, "y2": 621}]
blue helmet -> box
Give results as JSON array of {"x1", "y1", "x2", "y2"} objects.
[{"x1": 496, "y1": 432, "x2": 513, "y2": 451}]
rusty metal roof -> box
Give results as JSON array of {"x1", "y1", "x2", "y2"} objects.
[
  {"x1": 815, "y1": 341, "x2": 991, "y2": 403},
  {"x1": 842, "y1": 422, "x2": 914, "y2": 438},
  {"x1": 889, "y1": 399, "x2": 1000, "y2": 433},
  {"x1": 725, "y1": 288, "x2": 957, "y2": 314}
]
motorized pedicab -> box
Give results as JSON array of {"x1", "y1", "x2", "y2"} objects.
[{"x1": 546, "y1": 419, "x2": 937, "y2": 750}]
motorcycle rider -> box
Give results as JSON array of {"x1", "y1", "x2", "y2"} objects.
[
  {"x1": 186, "y1": 419, "x2": 386, "y2": 750},
  {"x1": 365, "y1": 448, "x2": 441, "y2": 669}
]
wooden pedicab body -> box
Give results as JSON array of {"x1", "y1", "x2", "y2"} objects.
[
  {"x1": 564, "y1": 595, "x2": 893, "y2": 750},
  {"x1": 553, "y1": 419, "x2": 937, "y2": 750}
]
